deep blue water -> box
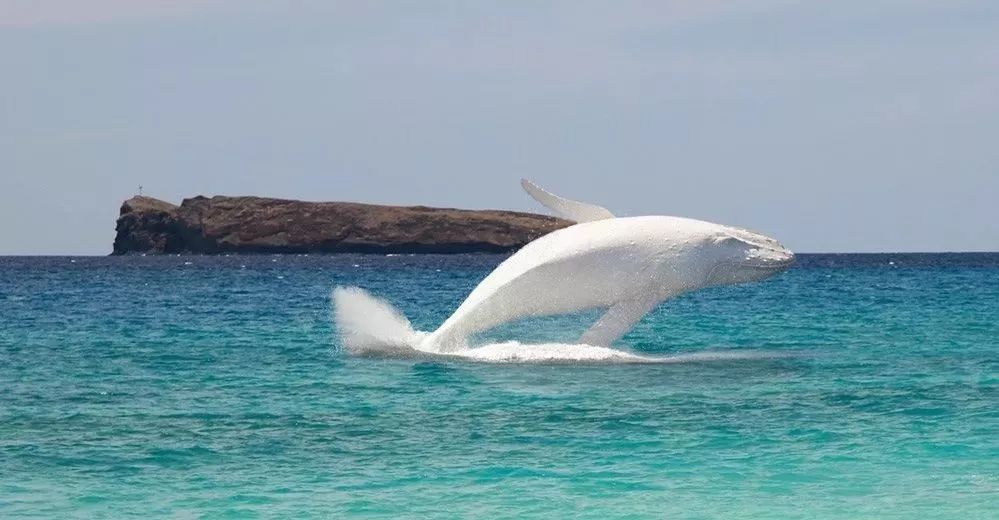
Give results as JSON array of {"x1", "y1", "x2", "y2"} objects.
[{"x1": 1, "y1": 254, "x2": 996, "y2": 518}]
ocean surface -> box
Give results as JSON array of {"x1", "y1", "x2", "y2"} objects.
[{"x1": 1, "y1": 253, "x2": 996, "y2": 519}]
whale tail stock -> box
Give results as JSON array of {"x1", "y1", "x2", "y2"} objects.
[{"x1": 332, "y1": 286, "x2": 428, "y2": 355}]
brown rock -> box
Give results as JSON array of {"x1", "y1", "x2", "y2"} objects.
[{"x1": 112, "y1": 195, "x2": 571, "y2": 254}]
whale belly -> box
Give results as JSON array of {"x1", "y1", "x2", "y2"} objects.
[{"x1": 426, "y1": 219, "x2": 669, "y2": 350}]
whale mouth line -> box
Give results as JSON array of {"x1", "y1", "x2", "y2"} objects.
[
  {"x1": 743, "y1": 258, "x2": 796, "y2": 270},
  {"x1": 734, "y1": 250, "x2": 796, "y2": 270}
]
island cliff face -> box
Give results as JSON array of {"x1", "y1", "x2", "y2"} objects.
[{"x1": 112, "y1": 195, "x2": 570, "y2": 255}]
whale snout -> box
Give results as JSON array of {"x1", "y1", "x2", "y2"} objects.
[
  {"x1": 721, "y1": 226, "x2": 794, "y2": 271},
  {"x1": 747, "y1": 246, "x2": 795, "y2": 270},
  {"x1": 779, "y1": 250, "x2": 796, "y2": 268}
]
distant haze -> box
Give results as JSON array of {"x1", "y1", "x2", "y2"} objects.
[{"x1": 2, "y1": 1, "x2": 997, "y2": 254}]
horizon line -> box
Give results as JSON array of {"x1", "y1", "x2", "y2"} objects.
[{"x1": 2, "y1": 251, "x2": 998, "y2": 258}]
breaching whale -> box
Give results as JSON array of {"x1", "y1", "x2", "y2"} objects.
[{"x1": 334, "y1": 179, "x2": 795, "y2": 355}]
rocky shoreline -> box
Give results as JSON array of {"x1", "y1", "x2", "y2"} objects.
[{"x1": 112, "y1": 195, "x2": 569, "y2": 255}]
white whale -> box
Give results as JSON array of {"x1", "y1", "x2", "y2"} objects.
[{"x1": 334, "y1": 179, "x2": 795, "y2": 355}]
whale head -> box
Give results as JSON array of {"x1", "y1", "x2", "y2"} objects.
[{"x1": 701, "y1": 225, "x2": 795, "y2": 287}]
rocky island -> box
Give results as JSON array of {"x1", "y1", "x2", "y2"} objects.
[{"x1": 112, "y1": 195, "x2": 570, "y2": 255}]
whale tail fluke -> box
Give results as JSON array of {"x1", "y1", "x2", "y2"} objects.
[{"x1": 332, "y1": 286, "x2": 426, "y2": 355}]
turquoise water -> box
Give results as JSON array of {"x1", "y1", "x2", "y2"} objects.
[{"x1": 1, "y1": 254, "x2": 996, "y2": 518}]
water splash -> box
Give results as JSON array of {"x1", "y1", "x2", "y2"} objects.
[
  {"x1": 333, "y1": 287, "x2": 791, "y2": 364},
  {"x1": 332, "y1": 286, "x2": 425, "y2": 354}
]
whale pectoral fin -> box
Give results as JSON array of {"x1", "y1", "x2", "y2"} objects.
[
  {"x1": 579, "y1": 293, "x2": 664, "y2": 347},
  {"x1": 521, "y1": 179, "x2": 616, "y2": 223}
]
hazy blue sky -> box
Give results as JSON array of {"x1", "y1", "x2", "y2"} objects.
[{"x1": 2, "y1": 1, "x2": 997, "y2": 254}]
